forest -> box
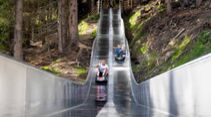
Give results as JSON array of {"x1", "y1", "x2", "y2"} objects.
[{"x1": 0, "y1": 0, "x2": 210, "y2": 82}]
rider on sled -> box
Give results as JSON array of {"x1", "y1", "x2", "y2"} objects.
[
  {"x1": 114, "y1": 44, "x2": 126, "y2": 61},
  {"x1": 96, "y1": 60, "x2": 109, "y2": 81}
]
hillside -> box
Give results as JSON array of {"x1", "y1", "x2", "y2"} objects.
[
  {"x1": 24, "y1": 14, "x2": 98, "y2": 83},
  {"x1": 125, "y1": 0, "x2": 211, "y2": 82}
]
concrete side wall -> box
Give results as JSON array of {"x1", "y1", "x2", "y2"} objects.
[
  {"x1": 132, "y1": 54, "x2": 211, "y2": 116},
  {"x1": 0, "y1": 55, "x2": 91, "y2": 117},
  {"x1": 0, "y1": 56, "x2": 27, "y2": 117}
]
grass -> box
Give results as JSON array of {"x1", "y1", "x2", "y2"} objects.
[
  {"x1": 157, "y1": 4, "x2": 165, "y2": 12},
  {"x1": 139, "y1": 43, "x2": 149, "y2": 54},
  {"x1": 91, "y1": 28, "x2": 97, "y2": 39},
  {"x1": 78, "y1": 14, "x2": 98, "y2": 37},
  {"x1": 75, "y1": 67, "x2": 87, "y2": 76},
  {"x1": 86, "y1": 14, "x2": 99, "y2": 22},
  {"x1": 172, "y1": 29, "x2": 211, "y2": 67},
  {"x1": 126, "y1": 2, "x2": 211, "y2": 82},
  {"x1": 41, "y1": 66, "x2": 61, "y2": 75},
  {"x1": 78, "y1": 21, "x2": 89, "y2": 35},
  {"x1": 129, "y1": 10, "x2": 141, "y2": 29},
  {"x1": 132, "y1": 28, "x2": 211, "y2": 82},
  {"x1": 172, "y1": 35, "x2": 191, "y2": 61}
]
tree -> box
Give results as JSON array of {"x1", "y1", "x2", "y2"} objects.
[
  {"x1": 58, "y1": 0, "x2": 67, "y2": 53},
  {"x1": 89, "y1": 0, "x2": 95, "y2": 13},
  {"x1": 14, "y1": 0, "x2": 23, "y2": 60},
  {"x1": 69, "y1": 0, "x2": 78, "y2": 47},
  {"x1": 166, "y1": 0, "x2": 172, "y2": 14},
  {"x1": 196, "y1": 0, "x2": 202, "y2": 7},
  {"x1": 0, "y1": 0, "x2": 13, "y2": 53}
]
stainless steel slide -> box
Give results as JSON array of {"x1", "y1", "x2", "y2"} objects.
[
  {"x1": 113, "y1": 8, "x2": 211, "y2": 117},
  {"x1": 1, "y1": 8, "x2": 211, "y2": 117}
]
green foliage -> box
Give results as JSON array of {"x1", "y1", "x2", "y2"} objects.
[
  {"x1": 79, "y1": 14, "x2": 98, "y2": 38},
  {"x1": 75, "y1": 67, "x2": 87, "y2": 76},
  {"x1": 78, "y1": 21, "x2": 89, "y2": 35},
  {"x1": 172, "y1": 35, "x2": 191, "y2": 61},
  {"x1": 172, "y1": 29, "x2": 211, "y2": 67},
  {"x1": 129, "y1": 10, "x2": 141, "y2": 29},
  {"x1": 41, "y1": 66, "x2": 61, "y2": 75},
  {"x1": 86, "y1": 14, "x2": 99, "y2": 22},
  {"x1": 0, "y1": 0, "x2": 14, "y2": 52},
  {"x1": 157, "y1": 4, "x2": 165, "y2": 12},
  {"x1": 91, "y1": 28, "x2": 97, "y2": 39},
  {"x1": 139, "y1": 43, "x2": 149, "y2": 54}
]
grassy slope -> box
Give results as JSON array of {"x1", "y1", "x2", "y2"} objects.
[{"x1": 125, "y1": 1, "x2": 211, "y2": 82}]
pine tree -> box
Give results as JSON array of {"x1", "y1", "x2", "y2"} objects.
[
  {"x1": 166, "y1": 0, "x2": 172, "y2": 14},
  {"x1": 58, "y1": 0, "x2": 67, "y2": 53},
  {"x1": 14, "y1": 0, "x2": 23, "y2": 60},
  {"x1": 69, "y1": 0, "x2": 78, "y2": 48}
]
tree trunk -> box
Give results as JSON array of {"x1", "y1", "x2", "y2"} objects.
[
  {"x1": 180, "y1": 0, "x2": 189, "y2": 7},
  {"x1": 69, "y1": 0, "x2": 78, "y2": 47},
  {"x1": 196, "y1": 0, "x2": 202, "y2": 7},
  {"x1": 90, "y1": 0, "x2": 95, "y2": 13},
  {"x1": 98, "y1": 0, "x2": 101, "y2": 13},
  {"x1": 58, "y1": 0, "x2": 67, "y2": 53},
  {"x1": 14, "y1": 0, "x2": 23, "y2": 60},
  {"x1": 166, "y1": 0, "x2": 172, "y2": 14}
]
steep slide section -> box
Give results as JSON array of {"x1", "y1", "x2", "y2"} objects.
[
  {"x1": 96, "y1": 8, "x2": 171, "y2": 117},
  {"x1": 97, "y1": 8, "x2": 211, "y2": 117},
  {"x1": 115, "y1": 8, "x2": 211, "y2": 117}
]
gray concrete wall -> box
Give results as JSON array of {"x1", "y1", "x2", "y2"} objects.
[
  {"x1": 0, "y1": 55, "x2": 92, "y2": 117},
  {"x1": 131, "y1": 54, "x2": 211, "y2": 116},
  {"x1": 0, "y1": 55, "x2": 27, "y2": 117}
]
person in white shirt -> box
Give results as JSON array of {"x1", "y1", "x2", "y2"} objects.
[{"x1": 96, "y1": 60, "x2": 109, "y2": 77}]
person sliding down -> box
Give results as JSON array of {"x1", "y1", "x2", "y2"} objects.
[
  {"x1": 114, "y1": 44, "x2": 126, "y2": 60},
  {"x1": 97, "y1": 60, "x2": 109, "y2": 77},
  {"x1": 114, "y1": 44, "x2": 122, "y2": 57}
]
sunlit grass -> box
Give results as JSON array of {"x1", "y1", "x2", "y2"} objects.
[
  {"x1": 129, "y1": 10, "x2": 141, "y2": 29},
  {"x1": 78, "y1": 21, "x2": 89, "y2": 35},
  {"x1": 172, "y1": 29, "x2": 211, "y2": 67},
  {"x1": 139, "y1": 43, "x2": 149, "y2": 54},
  {"x1": 91, "y1": 28, "x2": 97, "y2": 39},
  {"x1": 41, "y1": 66, "x2": 61, "y2": 75},
  {"x1": 75, "y1": 67, "x2": 87, "y2": 76},
  {"x1": 172, "y1": 35, "x2": 191, "y2": 61}
]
